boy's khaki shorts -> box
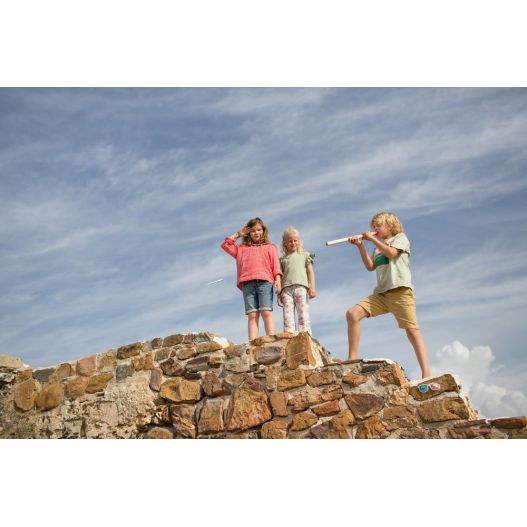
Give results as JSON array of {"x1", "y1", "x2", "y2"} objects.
[{"x1": 357, "y1": 286, "x2": 419, "y2": 329}]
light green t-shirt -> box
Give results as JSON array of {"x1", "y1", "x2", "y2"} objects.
[
  {"x1": 373, "y1": 233, "x2": 413, "y2": 294},
  {"x1": 280, "y1": 251, "x2": 314, "y2": 289}
]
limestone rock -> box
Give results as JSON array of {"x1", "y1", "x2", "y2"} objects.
[
  {"x1": 163, "y1": 334, "x2": 184, "y2": 347},
  {"x1": 97, "y1": 353, "x2": 117, "y2": 373},
  {"x1": 269, "y1": 391, "x2": 288, "y2": 417},
  {"x1": 117, "y1": 342, "x2": 145, "y2": 359},
  {"x1": 35, "y1": 382, "x2": 64, "y2": 411},
  {"x1": 312, "y1": 399, "x2": 340, "y2": 417},
  {"x1": 198, "y1": 399, "x2": 225, "y2": 434},
  {"x1": 286, "y1": 332, "x2": 315, "y2": 369},
  {"x1": 160, "y1": 378, "x2": 202, "y2": 403},
  {"x1": 261, "y1": 420, "x2": 288, "y2": 439},
  {"x1": 291, "y1": 412, "x2": 318, "y2": 431},
  {"x1": 0, "y1": 355, "x2": 23, "y2": 370},
  {"x1": 66, "y1": 376, "x2": 90, "y2": 399},
  {"x1": 54, "y1": 363, "x2": 73, "y2": 380},
  {"x1": 175, "y1": 345, "x2": 198, "y2": 360},
  {"x1": 202, "y1": 371, "x2": 229, "y2": 397},
  {"x1": 160, "y1": 358, "x2": 185, "y2": 376},
  {"x1": 355, "y1": 415, "x2": 390, "y2": 439},
  {"x1": 277, "y1": 369, "x2": 306, "y2": 391},
  {"x1": 307, "y1": 371, "x2": 335, "y2": 387},
  {"x1": 77, "y1": 355, "x2": 97, "y2": 377},
  {"x1": 170, "y1": 404, "x2": 197, "y2": 438},
  {"x1": 345, "y1": 393, "x2": 385, "y2": 420},
  {"x1": 197, "y1": 341, "x2": 223, "y2": 354},
  {"x1": 85, "y1": 373, "x2": 114, "y2": 394},
  {"x1": 417, "y1": 396, "x2": 471, "y2": 422},
  {"x1": 374, "y1": 363, "x2": 408, "y2": 387},
  {"x1": 342, "y1": 371, "x2": 367, "y2": 388},
  {"x1": 226, "y1": 377, "x2": 272, "y2": 431}
]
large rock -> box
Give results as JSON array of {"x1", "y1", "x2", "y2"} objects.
[
  {"x1": 198, "y1": 399, "x2": 225, "y2": 434},
  {"x1": 417, "y1": 396, "x2": 471, "y2": 422},
  {"x1": 226, "y1": 377, "x2": 272, "y2": 431},
  {"x1": 345, "y1": 393, "x2": 385, "y2": 420},
  {"x1": 35, "y1": 383, "x2": 64, "y2": 411},
  {"x1": 286, "y1": 332, "x2": 315, "y2": 369},
  {"x1": 0, "y1": 355, "x2": 23, "y2": 370},
  {"x1": 160, "y1": 378, "x2": 202, "y2": 403},
  {"x1": 13, "y1": 379, "x2": 40, "y2": 411}
]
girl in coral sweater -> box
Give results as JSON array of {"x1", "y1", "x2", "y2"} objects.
[{"x1": 221, "y1": 217, "x2": 283, "y2": 340}]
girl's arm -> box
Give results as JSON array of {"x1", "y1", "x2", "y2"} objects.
[
  {"x1": 220, "y1": 226, "x2": 250, "y2": 257},
  {"x1": 269, "y1": 245, "x2": 283, "y2": 294},
  {"x1": 307, "y1": 263, "x2": 316, "y2": 298}
]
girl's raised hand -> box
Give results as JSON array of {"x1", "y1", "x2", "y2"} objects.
[{"x1": 238, "y1": 226, "x2": 251, "y2": 237}]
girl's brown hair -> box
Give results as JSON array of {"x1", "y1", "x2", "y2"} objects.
[{"x1": 241, "y1": 217, "x2": 270, "y2": 245}]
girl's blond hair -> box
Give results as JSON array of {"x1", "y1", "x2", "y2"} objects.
[
  {"x1": 281, "y1": 226, "x2": 303, "y2": 254},
  {"x1": 371, "y1": 212, "x2": 404, "y2": 236}
]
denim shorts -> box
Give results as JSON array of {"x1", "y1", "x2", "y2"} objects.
[{"x1": 241, "y1": 279, "x2": 274, "y2": 314}]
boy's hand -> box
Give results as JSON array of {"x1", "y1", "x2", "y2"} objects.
[
  {"x1": 362, "y1": 231, "x2": 376, "y2": 242},
  {"x1": 348, "y1": 235, "x2": 363, "y2": 246}
]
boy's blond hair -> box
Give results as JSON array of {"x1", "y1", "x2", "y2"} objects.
[
  {"x1": 281, "y1": 226, "x2": 303, "y2": 254},
  {"x1": 371, "y1": 212, "x2": 404, "y2": 236}
]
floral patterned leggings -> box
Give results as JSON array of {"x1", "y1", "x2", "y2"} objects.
[{"x1": 280, "y1": 285, "x2": 311, "y2": 335}]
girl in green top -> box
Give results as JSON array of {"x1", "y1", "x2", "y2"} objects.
[{"x1": 278, "y1": 226, "x2": 316, "y2": 335}]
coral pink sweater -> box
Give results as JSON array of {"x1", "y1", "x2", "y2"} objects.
[{"x1": 221, "y1": 237, "x2": 283, "y2": 290}]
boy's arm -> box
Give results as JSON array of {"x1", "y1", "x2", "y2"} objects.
[
  {"x1": 363, "y1": 232, "x2": 400, "y2": 260},
  {"x1": 307, "y1": 263, "x2": 317, "y2": 297},
  {"x1": 349, "y1": 238, "x2": 375, "y2": 271}
]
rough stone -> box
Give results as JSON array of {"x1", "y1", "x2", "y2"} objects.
[
  {"x1": 345, "y1": 393, "x2": 385, "y2": 420},
  {"x1": 160, "y1": 378, "x2": 202, "y2": 403},
  {"x1": 197, "y1": 341, "x2": 223, "y2": 354},
  {"x1": 342, "y1": 371, "x2": 368, "y2": 388},
  {"x1": 198, "y1": 399, "x2": 225, "y2": 433},
  {"x1": 261, "y1": 420, "x2": 288, "y2": 439},
  {"x1": 291, "y1": 412, "x2": 318, "y2": 430},
  {"x1": 54, "y1": 363, "x2": 73, "y2": 380},
  {"x1": 286, "y1": 332, "x2": 315, "y2": 369},
  {"x1": 85, "y1": 373, "x2": 114, "y2": 394},
  {"x1": 289, "y1": 384, "x2": 344, "y2": 412},
  {"x1": 224, "y1": 356, "x2": 250, "y2": 373},
  {"x1": 77, "y1": 355, "x2": 97, "y2": 377},
  {"x1": 132, "y1": 355, "x2": 145, "y2": 371},
  {"x1": 115, "y1": 363, "x2": 135, "y2": 381},
  {"x1": 144, "y1": 352, "x2": 154, "y2": 370},
  {"x1": 250, "y1": 335, "x2": 275, "y2": 346},
  {"x1": 383, "y1": 406, "x2": 415, "y2": 420},
  {"x1": 224, "y1": 344, "x2": 247, "y2": 358},
  {"x1": 269, "y1": 391, "x2": 289, "y2": 417},
  {"x1": 202, "y1": 371, "x2": 229, "y2": 397},
  {"x1": 149, "y1": 368, "x2": 163, "y2": 392},
  {"x1": 255, "y1": 346, "x2": 283, "y2": 365},
  {"x1": 186, "y1": 356, "x2": 210, "y2": 373},
  {"x1": 170, "y1": 404, "x2": 197, "y2": 438},
  {"x1": 160, "y1": 358, "x2": 185, "y2": 376},
  {"x1": 117, "y1": 342, "x2": 144, "y2": 359},
  {"x1": 150, "y1": 337, "x2": 164, "y2": 349},
  {"x1": 312, "y1": 399, "x2": 341, "y2": 417},
  {"x1": 155, "y1": 348, "x2": 172, "y2": 361},
  {"x1": 226, "y1": 377, "x2": 272, "y2": 431},
  {"x1": 448, "y1": 425, "x2": 492, "y2": 439},
  {"x1": 277, "y1": 369, "x2": 306, "y2": 391},
  {"x1": 374, "y1": 363, "x2": 408, "y2": 387},
  {"x1": 355, "y1": 415, "x2": 390, "y2": 439},
  {"x1": 307, "y1": 371, "x2": 335, "y2": 387},
  {"x1": 97, "y1": 353, "x2": 117, "y2": 373},
  {"x1": 145, "y1": 427, "x2": 174, "y2": 439},
  {"x1": 32, "y1": 368, "x2": 56, "y2": 383},
  {"x1": 35, "y1": 382, "x2": 64, "y2": 411},
  {"x1": 0, "y1": 355, "x2": 23, "y2": 370},
  {"x1": 417, "y1": 396, "x2": 471, "y2": 422},
  {"x1": 66, "y1": 376, "x2": 90, "y2": 399},
  {"x1": 409, "y1": 374, "x2": 459, "y2": 401},
  {"x1": 163, "y1": 334, "x2": 184, "y2": 347},
  {"x1": 13, "y1": 379, "x2": 40, "y2": 411},
  {"x1": 489, "y1": 417, "x2": 527, "y2": 429}
]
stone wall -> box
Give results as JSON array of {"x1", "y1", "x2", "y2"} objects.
[{"x1": 1, "y1": 331, "x2": 526, "y2": 439}]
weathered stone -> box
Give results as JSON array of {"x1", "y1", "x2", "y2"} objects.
[
  {"x1": 387, "y1": 388, "x2": 409, "y2": 406},
  {"x1": 144, "y1": 352, "x2": 154, "y2": 370},
  {"x1": 330, "y1": 409, "x2": 356, "y2": 430},
  {"x1": 160, "y1": 378, "x2": 202, "y2": 403},
  {"x1": 395, "y1": 428, "x2": 441, "y2": 439},
  {"x1": 310, "y1": 421, "x2": 331, "y2": 438},
  {"x1": 342, "y1": 371, "x2": 368, "y2": 388},
  {"x1": 145, "y1": 427, "x2": 174, "y2": 439},
  {"x1": 417, "y1": 396, "x2": 471, "y2": 422},
  {"x1": 163, "y1": 334, "x2": 184, "y2": 347},
  {"x1": 66, "y1": 376, "x2": 90, "y2": 399},
  {"x1": 223, "y1": 374, "x2": 246, "y2": 391},
  {"x1": 409, "y1": 374, "x2": 459, "y2": 401},
  {"x1": 374, "y1": 363, "x2": 408, "y2": 387},
  {"x1": 149, "y1": 368, "x2": 163, "y2": 391},
  {"x1": 261, "y1": 420, "x2": 288, "y2": 439},
  {"x1": 265, "y1": 365, "x2": 281, "y2": 391},
  {"x1": 170, "y1": 404, "x2": 197, "y2": 438},
  {"x1": 250, "y1": 335, "x2": 275, "y2": 346},
  {"x1": 509, "y1": 428, "x2": 527, "y2": 439},
  {"x1": 255, "y1": 346, "x2": 283, "y2": 365},
  {"x1": 85, "y1": 373, "x2": 114, "y2": 394},
  {"x1": 202, "y1": 371, "x2": 229, "y2": 397},
  {"x1": 355, "y1": 415, "x2": 390, "y2": 439},
  {"x1": 383, "y1": 406, "x2": 415, "y2": 420},
  {"x1": 174, "y1": 344, "x2": 198, "y2": 360},
  {"x1": 269, "y1": 391, "x2": 289, "y2": 417},
  {"x1": 275, "y1": 332, "x2": 295, "y2": 339},
  {"x1": 97, "y1": 353, "x2": 117, "y2": 373},
  {"x1": 132, "y1": 355, "x2": 145, "y2": 371},
  {"x1": 115, "y1": 363, "x2": 135, "y2": 381},
  {"x1": 54, "y1": 363, "x2": 73, "y2": 380},
  {"x1": 224, "y1": 344, "x2": 246, "y2": 357},
  {"x1": 307, "y1": 370, "x2": 335, "y2": 387},
  {"x1": 226, "y1": 377, "x2": 272, "y2": 431},
  {"x1": 117, "y1": 342, "x2": 144, "y2": 359},
  {"x1": 289, "y1": 384, "x2": 344, "y2": 412},
  {"x1": 13, "y1": 379, "x2": 40, "y2": 411},
  {"x1": 150, "y1": 337, "x2": 164, "y2": 349},
  {"x1": 312, "y1": 399, "x2": 341, "y2": 417},
  {"x1": 185, "y1": 356, "x2": 210, "y2": 373},
  {"x1": 207, "y1": 352, "x2": 224, "y2": 368},
  {"x1": 160, "y1": 358, "x2": 185, "y2": 376},
  {"x1": 197, "y1": 341, "x2": 223, "y2": 354},
  {"x1": 286, "y1": 332, "x2": 315, "y2": 369},
  {"x1": 77, "y1": 355, "x2": 97, "y2": 377},
  {"x1": 384, "y1": 416, "x2": 418, "y2": 431},
  {"x1": 449, "y1": 425, "x2": 492, "y2": 439},
  {"x1": 489, "y1": 417, "x2": 527, "y2": 429},
  {"x1": 0, "y1": 355, "x2": 23, "y2": 370},
  {"x1": 224, "y1": 356, "x2": 250, "y2": 373},
  {"x1": 345, "y1": 393, "x2": 385, "y2": 420},
  {"x1": 35, "y1": 382, "x2": 64, "y2": 411},
  {"x1": 198, "y1": 399, "x2": 225, "y2": 433},
  {"x1": 292, "y1": 412, "x2": 318, "y2": 430},
  {"x1": 155, "y1": 348, "x2": 172, "y2": 361},
  {"x1": 18, "y1": 368, "x2": 33, "y2": 381},
  {"x1": 32, "y1": 368, "x2": 56, "y2": 383},
  {"x1": 278, "y1": 369, "x2": 306, "y2": 391},
  {"x1": 0, "y1": 372, "x2": 16, "y2": 384}
]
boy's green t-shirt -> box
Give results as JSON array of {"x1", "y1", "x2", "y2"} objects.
[
  {"x1": 280, "y1": 251, "x2": 314, "y2": 288},
  {"x1": 373, "y1": 233, "x2": 413, "y2": 294}
]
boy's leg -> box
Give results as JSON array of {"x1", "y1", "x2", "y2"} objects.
[
  {"x1": 247, "y1": 312, "x2": 260, "y2": 340},
  {"x1": 281, "y1": 288, "x2": 296, "y2": 333},
  {"x1": 261, "y1": 310, "x2": 276, "y2": 336},
  {"x1": 405, "y1": 328, "x2": 431, "y2": 378},
  {"x1": 346, "y1": 305, "x2": 369, "y2": 360}
]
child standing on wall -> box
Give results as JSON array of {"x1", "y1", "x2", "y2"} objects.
[
  {"x1": 221, "y1": 217, "x2": 283, "y2": 341},
  {"x1": 346, "y1": 212, "x2": 431, "y2": 378},
  {"x1": 278, "y1": 226, "x2": 316, "y2": 335}
]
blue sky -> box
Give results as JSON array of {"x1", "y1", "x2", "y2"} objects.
[{"x1": 1, "y1": 87, "x2": 526, "y2": 418}]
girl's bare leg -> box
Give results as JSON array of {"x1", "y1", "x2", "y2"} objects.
[
  {"x1": 261, "y1": 310, "x2": 276, "y2": 336},
  {"x1": 346, "y1": 305, "x2": 368, "y2": 360},
  {"x1": 248, "y1": 312, "x2": 260, "y2": 340},
  {"x1": 405, "y1": 328, "x2": 431, "y2": 378}
]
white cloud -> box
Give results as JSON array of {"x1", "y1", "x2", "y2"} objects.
[{"x1": 420, "y1": 340, "x2": 527, "y2": 418}]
